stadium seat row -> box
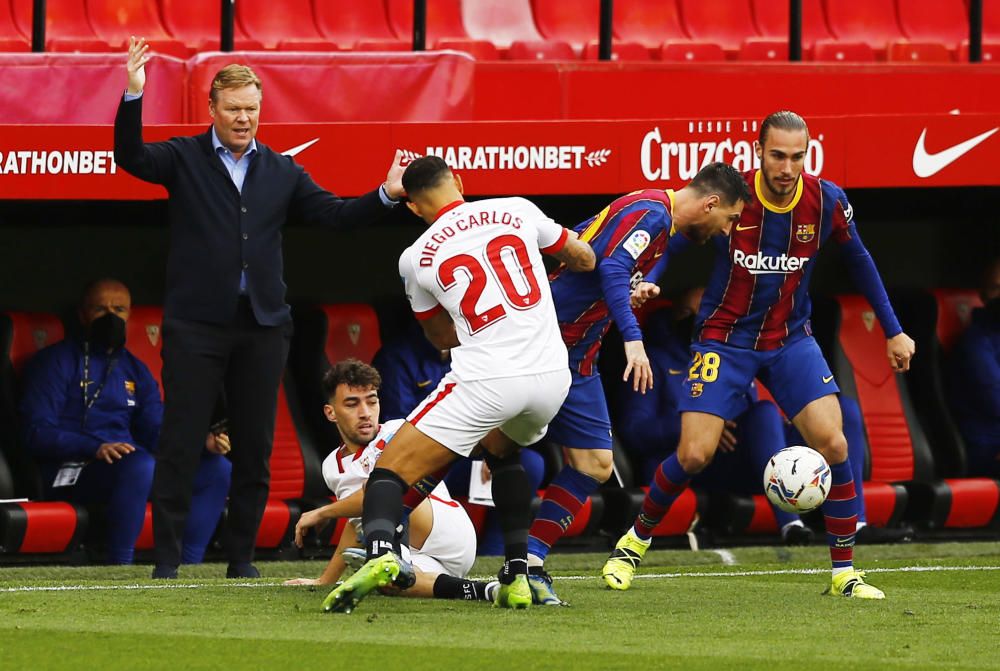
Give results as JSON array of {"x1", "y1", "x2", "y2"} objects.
[
  {"x1": 1, "y1": 290, "x2": 997, "y2": 560},
  {"x1": 0, "y1": 0, "x2": 997, "y2": 62}
]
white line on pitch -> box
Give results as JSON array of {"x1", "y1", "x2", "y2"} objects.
[{"x1": 2, "y1": 565, "x2": 999, "y2": 593}]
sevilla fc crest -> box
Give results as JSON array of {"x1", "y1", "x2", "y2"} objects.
[{"x1": 795, "y1": 223, "x2": 815, "y2": 243}]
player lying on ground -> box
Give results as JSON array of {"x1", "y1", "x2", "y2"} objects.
[
  {"x1": 603, "y1": 110, "x2": 915, "y2": 599},
  {"x1": 285, "y1": 360, "x2": 498, "y2": 602},
  {"x1": 323, "y1": 156, "x2": 596, "y2": 613}
]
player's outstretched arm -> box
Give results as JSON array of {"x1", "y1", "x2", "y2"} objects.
[
  {"x1": 887, "y1": 332, "x2": 916, "y2": 372},
  {"x1": 125, "y1": 36, "x2": 150, "y2": 95},
  {"x1": 550, "y1": 230, "x2": 596, "y2": 272},
  {"x1": 284, "y1": 523, "x2": 358, "y2": 586}
]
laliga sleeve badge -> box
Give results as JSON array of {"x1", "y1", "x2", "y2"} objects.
[{"x1": 622, "y1": 230, "x2": 651, "y2": 260}]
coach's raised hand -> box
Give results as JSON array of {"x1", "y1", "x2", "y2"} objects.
[{"x1": 126, "y1": 36, "x2": 152, "y2": 95}]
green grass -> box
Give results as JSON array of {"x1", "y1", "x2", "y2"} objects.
[{"x1": 2, "y1": 542, "x2": 999, "y2": 670}]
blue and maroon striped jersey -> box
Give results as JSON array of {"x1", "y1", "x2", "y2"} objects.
[
  {"x1": 696, "y1": 169, "x2": 899, "y2": 351},
  {"x1": 550, "y1": 189, "x2": 679, "y2": 375}
]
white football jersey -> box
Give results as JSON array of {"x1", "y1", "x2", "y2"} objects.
[
  {"x1": 399, "y1": 197, "x2": 570, "y2": 381},
  {"x1": 321, "y1": 419, "x2": 404, "y2": 534}
]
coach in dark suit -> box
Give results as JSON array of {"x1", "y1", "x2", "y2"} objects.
[{"x1": 114, "y1": 37, "x2": 405, "y2": 578}]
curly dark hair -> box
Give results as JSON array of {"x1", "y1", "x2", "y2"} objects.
[{"x1": 321, "y1": 359, "x2": 382, "y2": 400}]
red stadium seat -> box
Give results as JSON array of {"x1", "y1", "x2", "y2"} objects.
[
  {"x1": 235, "y1": 0, "x2": 336, "y2": 50},
  {"x1": 531, "y1": 0, "x2": 601, "y2": 53},
  {"x1": 739, "y1": 37, "x2": 789, "y2": 61},
  {"x1": 751, "y1": 0, "x2": 833, "y2": 49},
  {"x1": 11, "y1": 0, "x2": 112, "y2": 52},
  {"x1": 896, "y1": 0, "x2": 968, "y2": 53},
  {"x1": 823, "y1": 295, "x2": 935, "y2": 483},
  {"x1": 315, "y1": 304, "x2": 382, "y2": 366},
  {"x1": 124, "y1": 306, "x2": 164, "y2": 390},
  {"x1": 85, "y1": 0, "x2": 191, "y2": 58},
  {"x1": 582, "y1": 40, "x2": 650, "y2": 61},
  {"x1": 313, "y1": 0, "x2": 399, "y2": 48},
  {"x1": 887, "y1": 41, "x2": 953, "y2": 62},
  {"x1": 159, "y1": 0, "x2": 265, "y2": 52},
  {"x1": 435, "y1": 38, "x2": 500, "y2": 60},
  {"x1": 812, "y1": 38, "x2": 875, "y2": 61},
  {"x1": 614, "y1": 0, "x2": 690, "y2": 48},
  {"x1": 822, "y1": 0, "x2": 905, "y2": 57},
  {"x1": 0, "y1": 1, "x2": 29, "y2": 51},
  {"x1": 658, "y1": 41, "x2": 726, "y2": 62},
  {"x1": 463, "y1": 0, "x2": 544, "y2": 47},
  {"x1": 677, "y1": 0, "x2": 761, "y2": 54},
  {"x1": 932, "y1": 289, "x2": 983, "y2": 353},
  {"x1": 958, "y1": 40, "x2": 1000, "y2": 63},
  {"x1": 5, "y1": 312, "x2": 64, "y2": 373},
  {"x1": 385, "y1": 0, "x2": 470, "y2": 44},
  {"x1": 352, "y1": 39, "x2": 411, "y2": 51},
  {"x1": 269, "y1": 381, "x2": 308, "y2": 500},
  {"x1": 507, "y1": 39, "x2": 576, "y2": 60},
  {"x1": 985, "y1": 0, "x2": 1000, "y2": 41}
]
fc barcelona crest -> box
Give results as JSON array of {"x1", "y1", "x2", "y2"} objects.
[{"x1": 795, "y1": 223, "x2": 815, "y2": 243}]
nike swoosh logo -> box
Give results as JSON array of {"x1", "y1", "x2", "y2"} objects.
[
  {"x1": 281, "y1": 138, "x2": 320, "y2": 157},
  {"x1": 912, "y1": 127, "x2": 998, "y2": 178},
  {"x1": 822, "y1": 375, "x2": 834, "y2": 383},
  {"x1": 735, "y1": 224, "x2": 758, "y2": 232},
  {"x1": 668, "y1": 369, "x2": 683, "y2": 375},
  {"x1": 416, "y1": 380, "x2": 433, "y2": 388}
]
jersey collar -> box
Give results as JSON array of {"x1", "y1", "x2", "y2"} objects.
[
  {"x1": 434, "y1": 200, "x2": 465, "y2": 222},
  {"x1": 755, "y1": 170, "x2": 803, "y2": 214}
]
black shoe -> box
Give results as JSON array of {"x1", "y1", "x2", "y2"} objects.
[
  {"x1": 226, "y1": 562, "x2": 261, "y2": 579},
  {"x1": 782, "y1": 524, "x2": 814, "y2": 546},
  {"x1": 152, "y1": 564, "x2": 178, "y2": 580}
]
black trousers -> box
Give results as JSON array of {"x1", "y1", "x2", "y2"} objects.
[{"x1": 152, "y1": 298, "x2": 291, "y2": 565}]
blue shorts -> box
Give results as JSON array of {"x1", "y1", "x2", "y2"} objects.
[
  {"x1": 677, "y1": 336, "x2": 839, "y2": 421},
  {"x1": 546, "y1": 370, "x2": 613, "y2": 450}
]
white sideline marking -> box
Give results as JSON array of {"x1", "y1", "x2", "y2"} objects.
[
  {"x1": 2, "y1": 565, "x2": 999, "y2": 593},
  {"x1": 0, "y1": 581, "x2": 283, "y2": 593},
  {"x1": 556, "y1": 564, "x2": 1000, "y2": 581}
]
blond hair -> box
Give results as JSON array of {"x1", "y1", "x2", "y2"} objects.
[{"x1": 210, "y1": 64, "x2": 262, "y2": 102}]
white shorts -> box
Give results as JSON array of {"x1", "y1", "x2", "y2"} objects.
[
  {"x1": 410, "y1": 484, "x2": 477, "y2": 578},
  {"x1": 406, "y1": 368, "x2": 571, "y2": 458}
]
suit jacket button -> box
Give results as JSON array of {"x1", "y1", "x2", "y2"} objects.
[
  {"x1": 242, "y1": 233, "x2": 248, "y2": 240},
  {"x1": 241, "y1": 206, "x2": 247, "y2": 213},
  {"x1": 243, "y1": 262, "x2": 249, "y2": 269}
]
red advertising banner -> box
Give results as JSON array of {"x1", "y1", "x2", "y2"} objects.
[{"x1": 0, "y1": 113, "x2": 997, "y2": 200}]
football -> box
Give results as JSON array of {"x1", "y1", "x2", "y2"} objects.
[{"x1": 763, "y1": 446, "x2": 832, "y2": 513}]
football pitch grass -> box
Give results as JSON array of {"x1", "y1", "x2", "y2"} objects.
[{"x1": 2, "y1": 541, "x2": 998, "y2": 670}]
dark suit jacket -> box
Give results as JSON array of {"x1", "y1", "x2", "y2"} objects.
[{"x1": 114, "y1": 95, "x2": 388, "y2": 326}]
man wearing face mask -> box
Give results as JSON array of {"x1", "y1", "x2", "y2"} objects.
[
  {"x1": 19, "y1": 279, "x2": 232, "y2": 565},
  {"x1": 948, "y1": 258, "x2": 1000, "y2": 478}
]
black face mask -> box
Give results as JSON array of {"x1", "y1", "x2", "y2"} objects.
[{"x1": 87, "y1": 313, "x2": 127, "y2": 351}]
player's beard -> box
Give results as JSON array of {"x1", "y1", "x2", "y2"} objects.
[{"x1": 762, "y1": 170, "x2": 798, "y2": 198}]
